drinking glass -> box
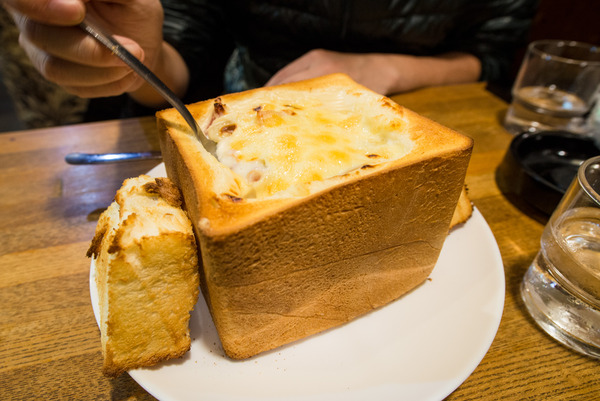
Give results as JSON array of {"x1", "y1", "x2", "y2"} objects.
[
  {"x1": 521, "y1": 155, "x2": 600, "y2": 358},
  {"x1": 504, "y1": 40, "x2": 600, "y2": 135}
]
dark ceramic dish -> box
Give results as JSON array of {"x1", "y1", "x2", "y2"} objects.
[{"x1": 496, "y1": 131, "x2": 600, "y2": 217}]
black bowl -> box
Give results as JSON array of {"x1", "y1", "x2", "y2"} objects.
[{"x1": 496, "y1": 131, "x2": 600, "y2": 217}]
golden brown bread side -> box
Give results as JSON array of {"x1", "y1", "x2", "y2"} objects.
[
  {"x1": 156, "y1": 74, "x2": 473, "y2": 359},
  {"x1": 87, "y1": 175, "x2": 199, "y2": 376}
]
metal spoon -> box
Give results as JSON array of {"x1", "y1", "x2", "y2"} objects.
[
  {"x1": 65, "y1": 151, "x2": 162, "y2": 164},
  {"x1": 79, "y1": 16, "x2": 216, "y2": 154}
]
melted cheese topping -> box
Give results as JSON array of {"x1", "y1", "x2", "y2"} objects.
[{"x1": 202, "y1": 87, "x2": 414, "y2": 199}]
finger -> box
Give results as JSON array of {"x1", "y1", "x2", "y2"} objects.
[
  {"x1": 266, "y1": 63, "x2": 309, "y2": 86},
  {"x1": 63, "y1": 72, "x2": 143, "y2": 98},
  {"x1": 4, "y1": 0, "x2": 85, "y2": 26},
  {"x1": 267, "y1": 69, "x2": 331, "y2": 87},
  {"x1": 266, "y1": 57, "x2": 313, "y2": 86},
  {"x1": 266, "y1": 49, "x2": 334, "y2": 86},
  {"x1": 19, "y1": 36, "x2": 136, "y2": 87},
  {"x1": 19, "y1": 20, "x2": 144, "y2": 68}
]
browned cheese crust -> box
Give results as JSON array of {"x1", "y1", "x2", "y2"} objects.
[{"x1": 156, "y1": 74, "x2": 473, "y2": 359}]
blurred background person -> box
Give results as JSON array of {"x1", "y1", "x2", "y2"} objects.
[{"x1": 1, "y1": 0, "x2": 538, "y2": 126}]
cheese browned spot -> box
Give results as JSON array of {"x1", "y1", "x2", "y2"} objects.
[
  {"x1": 220, "y1": 124, "x2": 237, "y2": 136},
  {"x1": 201, "y1": 97, "x2": 228, "y2": 133},
  {"x1": 213, "y1": 97, "x2": 227, "y2": 117}
]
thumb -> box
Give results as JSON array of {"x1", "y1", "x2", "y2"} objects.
[{"x1": 115, "y1": 36, "x2": 146, "y2": 64}]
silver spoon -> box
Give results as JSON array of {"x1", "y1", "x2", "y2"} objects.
[
  {"x1": 65, "y1": 151, "x2": 162, "y2": 164},
  {"x1": 79, "y1": 16, "x2": 216, "y2": 154}
]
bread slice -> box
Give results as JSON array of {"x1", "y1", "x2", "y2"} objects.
[
  {"x1": 156, "y1": 74, "x2": 473, "y2": 359},
  {"x1": 451, "y1": 186, "x2": 473, "y2": 228},
  {"x1": 87, "y1": 175, "x2": 199, "y2": 376}
]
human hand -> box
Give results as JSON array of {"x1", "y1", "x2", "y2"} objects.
[
  {"x1": 265, "y1": 49, "x2": 409, "y2": 95},
  {"x1": 265, "y1": 49, "x2": 481, "y2": 96},
  {"x1": 4, "y1": 0, "x2": 166, "y2": 99}
]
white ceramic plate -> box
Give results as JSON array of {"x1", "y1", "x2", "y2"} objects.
[{"x1": 90, "y1": 163, "x2": 504, "y2": 401}]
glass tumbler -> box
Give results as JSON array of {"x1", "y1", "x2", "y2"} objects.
[
  {"x1": 504, "y1": 40, "x2": 600, "y2": 135},
  {"x1": 521, "y1": 155, "x2": 600, "y2": 358}
]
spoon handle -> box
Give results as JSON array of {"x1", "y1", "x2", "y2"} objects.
[
  {"x1": 79, "y1": 17, "x2": 215, "y2": 153},
  {"x1": 65, "y1": 151, "x2": 162, "y2": 165}
]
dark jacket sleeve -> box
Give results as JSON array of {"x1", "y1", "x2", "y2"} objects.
[
  {"x1": 444, "y1": 0, "x2": 539, "y2": 84},
  {"x1": 161, "y1": 0, "x2": 235, "y2": 102}
]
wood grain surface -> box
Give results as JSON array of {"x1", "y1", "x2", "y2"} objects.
[{"x1": 1, "y1": 83, "x2": 598, "y2": 400}]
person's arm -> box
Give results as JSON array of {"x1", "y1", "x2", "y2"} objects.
[{"x1": 265, "y1": 49, "x2": 481, "y2": 95}]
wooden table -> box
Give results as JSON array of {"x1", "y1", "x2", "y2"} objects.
[{"x1": 1, "y1": 83, "x2": 597, "y2": 400}]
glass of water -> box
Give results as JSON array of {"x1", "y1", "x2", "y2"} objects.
[
  {"x1": 521, "y1": 155, "x2": 600, "y2": 358},
  {"x1": 504, "y1": 40, "x2": 600, "y2": 135}
]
